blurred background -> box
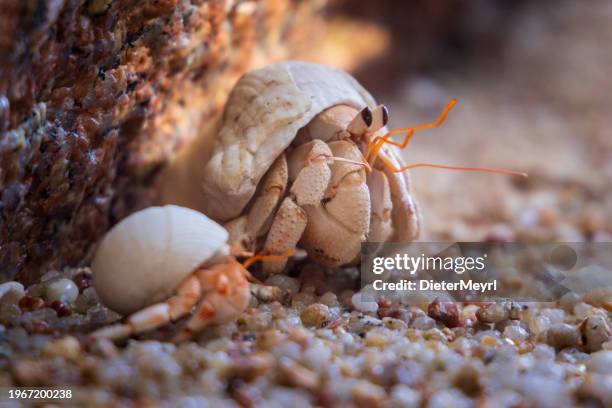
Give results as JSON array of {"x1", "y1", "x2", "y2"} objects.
[{"x1": 311, "y1": 0, "x2": 612, "y2": 242}]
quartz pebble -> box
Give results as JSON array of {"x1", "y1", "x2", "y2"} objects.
[
  {"x1": 559, "y1": 292, "x2": 582, "y2": 312},
  {"x1": 18, "y1": 295, "x2": 45, "y2": 311},
  {"x1": 0, "y1": 293, "x2": 22, "y2": 322},
  {"x1": 411, "y1": 315, "x2": 436, "y2": 330},
  {"x1": 0, "y1": 281, "x2": 25, "y2": 301},
  {"x1": 529, "y1": 315, "x2": 551, "y2": 337},
  {"x1": 428, "y1": 389, "x2": 472, "y2": 408},
  {"x1": 586, "y1": 350, "x2": 612, "y2": 374},
  {"x1": 546, "y1": 323, "x2": 580, "y2": 350},
  {"x1": 42, "y1": 336, "x2": 81, "y2": 360},
  {"x1": 351, "y1": 381, "x2": 386, "y2": 407},
  {"x1": 45, "y1": 278, "x2": 79, "y2": 304},
  {"x1": 580, "y1": 316, "x2": 611, "y2": 352},
  {"x1": 389, "y1": 384, "x2": 421, "y2": 408},
  {"x1": 503, "y1": 324, "x2": 529, "y2": 343},
  {"x1": 351, "y1": 292, "x2": 379, "y2": 313},
  {"x1": 427, "y1": 298, "x2": 460, "y2": 328},
  {"x1": 300, "y1": 303, "x2": 329, "y2": 326},
  {"x1": 265, "y1": 275, "x2": 300, "y2": 296},
  {"x1": 476, "y1": 302, "x2": 509, "y2": 323},
  {"x1": 319, "y1": 291, "x2": 339, "y2": 307},
  {"x1": 73, "y1": 272, "x2": 92, "y2": 292},
  {"x1": 279, "y1": 358, "x2": 319, "y2": 389}
]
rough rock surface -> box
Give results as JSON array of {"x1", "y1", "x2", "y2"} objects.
[{"x1": 0, "y1": 0, "x2": 321, "y2": 283}]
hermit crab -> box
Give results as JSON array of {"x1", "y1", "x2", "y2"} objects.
[
  {"x1": 90, "y1": 205, "x2": 283, "y2": 341},
  {"x1": 201, "y1": 61, "x2": 523, "y2": 273}
]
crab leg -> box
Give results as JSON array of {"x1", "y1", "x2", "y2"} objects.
[
  {"x1": 259, "y1": 140, "x2": 333, "y2": 274},
  {"x1": 246, "y1": 155, "x2": 289, "y2": 238},
  {"x1": 374, "y1": 146, "x2": 420, "y2": 242},
  {"x1": 287, "y1": 140, "x2": 333, "y2": 206},
  {"x1": 262, "y1": 197, "x2": 307, "y2": 274},
  {"x1": 224, "y1": 215, "x2": 249, "y2": 249},
  {"x1": 367, "y1": 168, "x2": 394, "y2": 243},
  {"x1": 174, "y1": 261, "x2": 250, "y2": 341},
  {"x1": 91, "y1": 275, "x2": 201, "y2": 340},
  {"x1": 223, "y1": 155, "x2": 288, "y2": 248}
]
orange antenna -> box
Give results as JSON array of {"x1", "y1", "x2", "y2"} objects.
[
  {"x1": 367, "y1": 99, "x2": 527, "y2": 178},
  {"x1": 365, "y1": 98, "x2": 457, "y2": 165},
  {"x1": 393, "y1": 163, "x2": 527, "y2": 177},
  {"x1": 375, "y1": 147, "x2": 527, "y2": 178},
  {"x1": 242, "y1": 248, "x2": 295, "y2": 270}
]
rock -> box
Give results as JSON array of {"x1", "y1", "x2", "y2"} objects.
[
  {"x1": 265, "y1": 275, "x2": 301, "y2": 297},
  {"x1": 476, "y1": 302, "x2": 509, "y2": 324},
  {"x1": 389, "y1": 384, "x2": 421, "y2": 408},
  {"x1": 278, "y1": 358, "x2": 319, "y2": 390},
  {"x1": 300, "y1": 303, "x2": 330, "y2": 327},
  {"x1": 352, "y1": 292, "x2": 379, "y2": 313},
  {"x1": 229, "y1": 352, "x2": 275, "y2": 381},
  {"x1": 42, "y1": 336, "x2": 81, "y2": 360},
  {"x1": 0, "y1": 0, "x2": 326, "y2": 284},
  {"x1": 428, "y1": 389, "x2": 472, "y2": 408},
  {"x1": 45, "y1": 278, "x2": 79, "y2": 304},
  {"x1": 351, "y1": 381, "x2": 386, "y2": 408},
  {"x1": 586, "y1": 351, "x2": 612, "y2": 375},
  {"x1": 427, "y1": 298, "x2": 460, "y2": 328},
  {"x1": 546, "y1": 323, "x2": 580, "y2": 350},
  {"x1": 250, "y1": 284, "x2": 284, "y2": 303},
  {"x1": 580, "y1": 316, "x2": 611, "y2": 352},
  {"x1": 412, "y1": 316, "x2": 436, "y2": 331},
  {"x1": 0, "y1": 281, "x2": 24, "y2": 301},
  {"x1": 319, "y1": 292, "x2": 339, "y2": 307},
  {"x1": 503, "y1": 325, "x2": 529, "y2": 343}
]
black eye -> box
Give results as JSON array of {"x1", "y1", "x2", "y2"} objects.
[
  {"x1": 382, "y1": 106, "x2": 389, "y2": 126},
  {"x1": 361, "y1": 107, "x2": 373, "y2": 127}
]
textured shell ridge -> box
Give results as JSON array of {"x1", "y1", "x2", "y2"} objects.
[
  {"x1": 202, "y1": 63, "x2": 312, "y2": 220},
  {"x1": 284, "y1": 61, "x2": 377, "y2": 111}
]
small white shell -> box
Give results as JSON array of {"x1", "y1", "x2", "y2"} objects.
[
  {"x1": 0, "y1": 281, "x2": 25, "y2": 301},
  {"x1": 92, "y1": 205, "x2": 228, "y2": 315},
  {"x1": 202, "y1": 61, "x2": 377, "y2": 221}
]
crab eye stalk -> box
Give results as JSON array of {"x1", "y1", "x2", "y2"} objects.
[
  {"x1": 368, "y1": 105, "x2": 389, "y2": 133},
  {"x1": 381, "y1": 105, "x2": 389, "y2": 126},
  {"x1": 348, "y1": 106, "x2": 373, "y2": 135},
  {"x1": 361, "y1": 106, "x2": 373, "y2": 127}
]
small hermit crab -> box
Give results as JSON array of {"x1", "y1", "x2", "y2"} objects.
[
  {"x1": 201, "y1": 61, "x2": 523, "y2": 273},
  {"x1": 90, "y1": 205, "x2": 283, "y2": 341}
]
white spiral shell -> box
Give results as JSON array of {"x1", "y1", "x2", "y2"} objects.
[
  {"x1": 202, "y1": 61, "x2": 377, "y2": 221},
  {"x1": 92, "y1": 205, "x2": 228, "y2": 315}
]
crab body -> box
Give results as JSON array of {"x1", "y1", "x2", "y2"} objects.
[
  {"x1": 91, "y1": 205, "x2": 251, "y2": 341},
  {"x1": 202, "y1": 62, "x2": 419, "y2": 273}
]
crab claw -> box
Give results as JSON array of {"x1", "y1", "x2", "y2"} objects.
[
  {"x1": 301, "y1": 140, "x2": 370, "y2": 266},
  {"x1": 174, "y1": 260, "x2": 250, "y2": 341}
]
